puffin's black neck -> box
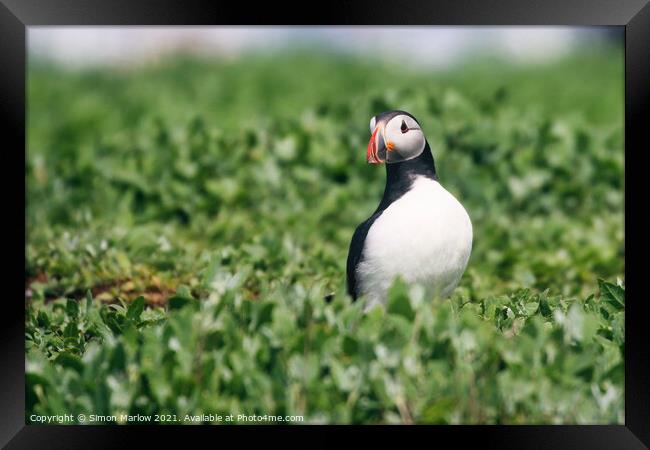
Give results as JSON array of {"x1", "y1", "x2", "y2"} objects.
[{"x1": 376, "y1": 143, "x2": 437, "y2": 212}]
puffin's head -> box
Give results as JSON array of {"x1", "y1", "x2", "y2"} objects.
[{"x1": 367, "y1": 110, "x2": 426, "y2": 164}]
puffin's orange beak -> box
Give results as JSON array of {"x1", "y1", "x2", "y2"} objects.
[{"x1": 367, "y1": 125, "x2": 387, "y2": 164}]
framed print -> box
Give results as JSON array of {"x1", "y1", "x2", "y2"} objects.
[{"x1": 1, "y1": 0, "x2": 649, "y2": 447}]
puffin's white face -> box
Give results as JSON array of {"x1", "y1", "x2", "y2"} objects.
[{"x1": 367, "y1": 114, "x2": 426, "y2": 164}]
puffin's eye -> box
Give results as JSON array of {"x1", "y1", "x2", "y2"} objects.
[{"x1": 400, "y1": 120, "x2": 409, "y2": 133}]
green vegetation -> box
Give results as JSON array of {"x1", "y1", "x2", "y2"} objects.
[{"x1": 26, "y1": 48, "x2": 624, "y2": 424}]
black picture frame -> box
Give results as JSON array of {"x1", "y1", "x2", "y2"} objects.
[{"x1": 2, "y1": 0, "x2": 648, "y2": 447}]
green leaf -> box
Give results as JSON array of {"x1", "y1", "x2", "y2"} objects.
[
  {"x1": 387, "y1": 278, "x2": 414, "y2": 321},
  {"x1": 175, "y1": 285, "x2": 194, "y2": 299},
  {"x1": 65, "y1": 299, "x2": 79, "y2": 319},
  {"x1": 54, "y1": 352, "x2": 83, "y2": 372},
  {"x1": 63, "y1": 321, "x2": 78, "y2": 339},
  {"x1": 598, "y1": 279, "x2": 624, "y2": 310},
  {"x1": 342, "y1": 335, "x2": 359, "y2": 355},
  {"x1": 168, "y1": 295, "x2": 199, "y2": 311},
  {"x1": 36, "y1": 311, "x2": 50, "y2": 328},
  {"x1": 126, "y1": 296, "x2": 145, "y2": 321},
  {"x1": 85, "y1": 290, "x2": 94, "y2": 313}
]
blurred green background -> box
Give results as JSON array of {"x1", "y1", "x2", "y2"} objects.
[{"x1": 26, "y1": 28, "x2": 624, "y2": 424}]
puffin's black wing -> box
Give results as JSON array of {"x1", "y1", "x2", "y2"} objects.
[{"x1": 346, "y1": 212, "x2": 383, "y2": 300}]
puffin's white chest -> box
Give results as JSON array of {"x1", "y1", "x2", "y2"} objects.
[{"x1": 357, "y1": 176, "x2": 473, "y2": 307}]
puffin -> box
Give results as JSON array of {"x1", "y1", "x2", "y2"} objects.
[{"x1": 346, "y1": 110, "x2": 473, "y2": 310}]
